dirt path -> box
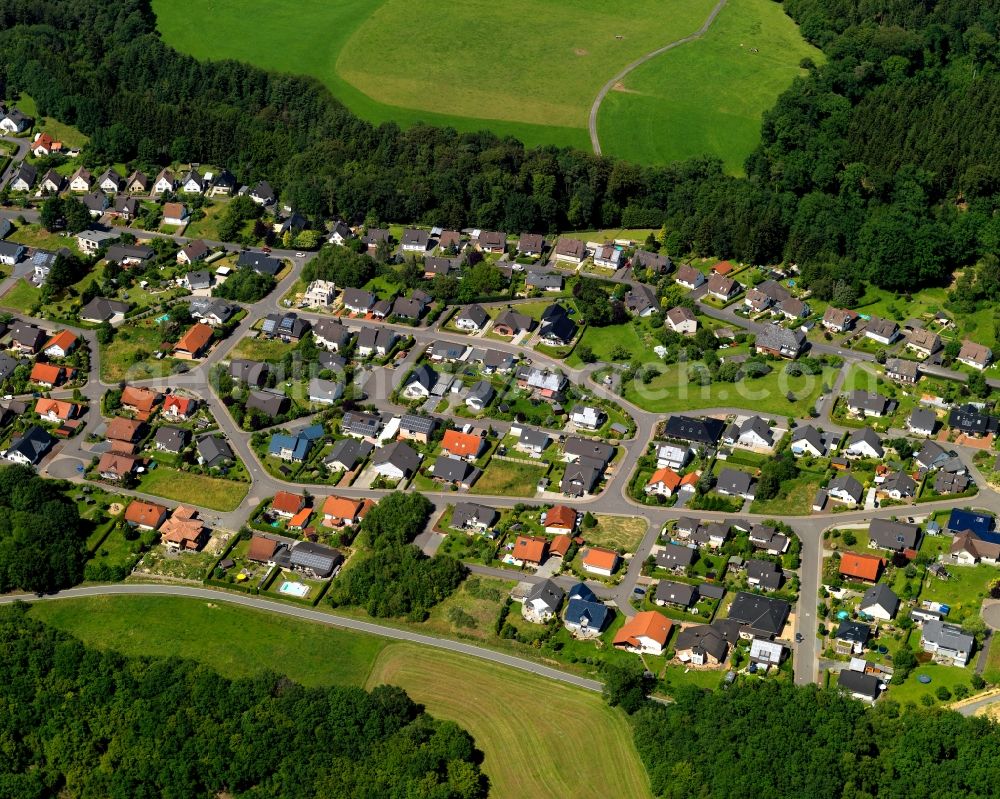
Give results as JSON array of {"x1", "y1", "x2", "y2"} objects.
[{"x1": 588, "y1": 0, "x2": 729, "y2": 155}]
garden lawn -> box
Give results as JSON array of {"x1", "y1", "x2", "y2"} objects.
[
  {"x1": 100, "y1": 323, "x2": 177, "y2": 382},
  {"x1": 624, "y1": 363, "x2": 837, "y2": 416},
  {"x1": 566, "y1": 322, "x2": 648, "y2": 366},
  {"x1": 29, "y1": 595, "x2": 386, "y2": 688},
  {"x1": 365, "y1": 642, "x2": 653, "y2": 799},
  {"x1": 137, "y1": 466, "x2": 249, "y2": 512},
  {"x1": 469, "y1": 459, "x2": 546, "y2": 497},
  {"x1": 229, "y1": 335, "x2": 295, "y2": 362},
  {"x1": 919, "y1": 564, "x2": 996, "y2": 624},
  {"x1": 598, "y1": 0, "x2": 821, "y2": 173},
  {"x1": 890, "y1": 663, "x2": 977, "y2": 706},
  {"x1": 7, "y1": 224, "x2": 83, "y2": 255},
  {"x1": 0, "y1": 278, "x2": 41, "y2": 313},
  {"x1": 183, "y1": 201, "x2": 230, "y2": 240}
]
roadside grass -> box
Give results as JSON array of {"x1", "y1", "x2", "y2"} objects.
[
  {"x1": 586, "y1": 514, "x2": 648, "y2": 552},
  {"x1": 624, "y1": 364, "x2": 836, "y2": 416},
  {"x1": 7, "y1": 224, "x2": 83, "y2": 255},
  {"x1": 29, "y1": 595, "x2": 386, "y2": 687},
  {"x1": 598, "y1": 0, "x2": 821, "y2": 172},
  {"x1": 365, "y1": 642, "x2": 653, "y2": 799},
  {"x1": 469, "y1": 459, "x2": 545, "y2": 497},
  {"x1": 137, "y1": 466, "x2": 249, "y2": 512}
]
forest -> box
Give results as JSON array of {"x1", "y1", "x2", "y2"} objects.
[
  {"x1": 0, "y1": 0, "x2": 995, "y2": 295},
  {"x1": 0, "y1": 465, "x2": 89, "y2": 594},
  {"x1": 0, "y1": 605, "x2": 487, "y2": 798},
  {"x1": 632, "y1": 680, "x2": 1000, "y2": 799}
]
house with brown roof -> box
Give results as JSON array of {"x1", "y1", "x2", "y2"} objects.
[
  {"x1": 666, "y1": 306, "x2": 697, "y2": 334},
  {"x1": 958, "y1": 340, "x2": 992, "y2": 370},
  {"x1": 613, "y1": 611, "x2": 672, "y2": 655},
  {"x1": 97, "y1": 451, "x2": 138, "y2": 481},
  {"x1": 321, "y1": 495, "x2": 370, "y2": 527},
  {"x1": 121, "y1": 386, "x2": 160, "y2": 420},
  {"x1": 106, "y1": 416, "x2": 145, "y2": 447},
  {"x1": 674, "y1": 264, "x2": 706, "y2": 290},
  {"x1": 706, "y1": 274, "x2": 741, "y2": 302},
  {"x1": 553, "y1": 237, "x2": 586, "y2": 265},
  {"x1": 543, "y1": 504, "x2": 578, "y2": 535},
  {"x1": 904, "y1": 328, "x2": 941, "y2": 358},
  {"x1": 124, "y1": 500, "x2": 168, "y2": 530},
  {"x1": 247, "y1": 535, "x2": 280, "y2": 564},
  {"x1": 173, "y1": 323, "x2": 214, "y2": 359},
  {"x1": 517, "y1": 233, "x2": 546, "y2": 256},
  {"x1": 159, "y1": 508, "x2": 208, "y2": 551},
  {"x1": 477, "y1": 230, "x2": 507, "y2": 254},
  {"x1": 822, "y1": 307, "x2": 858, "y2": 333},
  {"x1": 162, "y1": 202, "x2": 188, "y2": 226}
]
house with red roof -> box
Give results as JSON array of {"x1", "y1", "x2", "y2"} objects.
[
  {"x1": 613, "y1": 611, "x2": 673, "y2": 655},
  {"x1": 29, "y1": 362, "x2": 67, "y2": 388},
  {"x1": 582, "y1": 547, "x2": 620, "y2": 577},
  {"x1": 271, "y1": 491, "x2": 307, "y2": 518},
  {"x1": 43, "y1": 330, "x2": 78, "y2": 358},
  {"x1": 645, "y1": 467, "x2": 681, "y2": 497},
  {"x1": 441, "y1": 429, "x2": 486, "y2": 460},
  {"x1": 839, "y1": 552, "x2": 885, "y2": 583},
  {"x1": 162, "y1": 394, "x2": 197, "y2": 419}
]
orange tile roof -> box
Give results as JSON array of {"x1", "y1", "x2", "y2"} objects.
[
  {"x1": 272, "y1": 490, "x2": 306, "y2": 515},
  {"x1": 545, "y1": 504, "x2": 577, "y2": 530},
  {"x1": 159, "y1": 516, "x2": 205, "y2": 548},
  {"x1": 35, "y1": 398, "x2": 77, "y2": 420},
  {"x1": 322, "y1": 495, "x2": 365, "y2": 521},
  {"x1": 123, "y1": 500, "x2": 167, "y2": 528},
  {"x1": 442, "y1": 429, "x2": 484, "y2": 458},
  {"x1": 647, "y1": 467, "x2": 681, "y2": 491},
  {"x1": 30, "y1": 362, "x2": 63, "y2": 385},
  {"x1": 513, "y1": 535, "x2": 548, "y2": 564},
  {"x1": 163, "y1": 395, "x2": 196, "y2": 416},
  {"x1": 174, "y1": 323, "x2": 214, "y2": 356},
  {"x1": 121, "y1": 386, "x2": 160, "y2": 413},
  {"x1": 248, "y1": 535, "x2": 278, "y2": 562},
  {"x1": 43, "y1": 329, "x2": 77, "y2": 353},
  {"x1": 614, "y1": 611, "x2": 673, "y2": 648},
  {"x1": 288, "y1": 508, "x2": 312, "y2": 529},
  {"x1": 549, "y1": 535, "x2": 571, "y2": 557},
  {"x1": 173, "y1": 505, "x2": 198, "y2": 520},
  {"x1": 712, "y1": 260, "x2": 734, "y2": 275},
  {"x1": 839, "y1": 552, "x2": 884, "y2": 582},
  {"x1": 583, "y1": 547, "x2": 619, "y2": 572},
  {"x1": 679, "y1": 472, "x2": 700, "y2": 487}
]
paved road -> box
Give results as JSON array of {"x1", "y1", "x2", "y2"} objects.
[
  {"x1": 0, "y1": 583, "x2": 605, "y2": 693},
  {"x1": 588, "y1": 0, "x2": 729, "y2": 155},
  {"x1": 956, "y1": 690, "x2": 1000, "y2": 717}
]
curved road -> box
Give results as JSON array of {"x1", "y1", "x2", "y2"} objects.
[
  {"x1": 0, "y1": 583, "x2": 605, "y2": 693},
  {"x1": 588, "y1": 0, "x2": 729, "y2": 155}
]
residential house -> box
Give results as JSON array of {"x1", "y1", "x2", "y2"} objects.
[
  {"x1": 197, "y1": 435, "x2": 234, "y2": 468},
  {"x1": 907, "y1": 408, "x2": 937, "y2": 437},
  {"x1": 245, "y1": 389, "x2": 289, "y2": 419},
  {"x1": 749, "y1": 639, "x2": 786, "y2": 668},
  {"x1": 749, "y1": 524, "x2": 789, "y2": 555},
  {"x1": 838, "y1": 552, "x2": 884, "y2": 583},
  {"x1": 29, "y1": 362, "x2": 66, "y2": 388},
  {"x1": 645, "y1": 467, "x2": 682, "y2": 497},
  {"x1": 834, "y1": 619, "x2": 872, "y2": 655},
  {"x1": 321, "y1": 495, "x2": 369, "y2": 527},
  {"x1": 39, "y1": 170, "x2": 65, "y2": 194},
  {"x1": 69, "y1": 167, "x2": 93, "y2": 192},
  {"x1": 755, "y1": 326, "x2": 805, "y2": 359},
  {"x1": 654, "y1": 580, "x2": 697, "y2": 609},
  {"x1": 209, "y1": 170, "x2": 237, "y2": 196},
  {"x1": 249, "y1": 180, "x2": 275, "y2": 206},
  {"x1": 162, "y1": 202, "x2": 188, "y2": 225},
  {"x1": 674, "y1": 620, "x2": 740, "y2": 665},
  {"x1": 837, "y1": 670, "x2": 882, "y2": 703},
  {"x1": 465, "y1": 380, "x2": 495, "y2": 411},
  {"x1": 613, "y1": 611, "x2": 672, "y2": 655},
  {"x1": 827, "y1": 474, "x2": 864, "y2": 506},
  {"x1": 124, "y1": 500, "x2": 168, "y2": 530},
  {"x1": 159, "y1": 509, "x2": 208, "y2": 552},
  {"x1": 401, "y1": 228, "x2": 429, "y2": 253},
  {"x1": 665, "y1": 306, "x2": 697, "y2": 334},
  {"x1": 950, "y1": 530, "x2": 1000, "y2": 566},
  {"x1": 569, "y1": 405, "x2": 606, "y2": 431},
  {"x1": 726, "y1": 592, "x2": 790, "y2": 639},
  {"x1": 563, "y1": 583, "x2": 610, "y2": 638},
  {"x1": 10, "y1": 323, "x2": 47, "y2": 354},
  {"x1": 864, "y1": 316, "x2": 899, "y2": 345},
  {"x1": 422, "y1": 255, "x2": 459, "y2": 279},
  {"x1": 518, "y1": 366, "x2": 568, "y2": 398},
  {"x1": 920, "y1": 620, "x2": 974, "y2": 666},
  {"x1": 706, "y1": 274, "x2": 741, "y2": 302},
  {"x1": 185, "y1": 270, "x2": 212, "y2": 291},
  {"x1": 538, "y1": 303, "x2": 576, "y2": 346},
  {"x1": 593, "y1": 244, "x2": 622, "y2": 270},
  {"x1": 454, "y1": 304, "x2": 490, "y2": 333},
  {"x1": 106, "y1": 417, "x2": 145, "y2": 448},
  {"x1": 958, "y1": 340, "x2": 992, "y2": 370},
  {"x1": 778, "y1": 297, "x2": 808, "y2": 320},
  {"x1": 328, "y1": 220, "x2": 354, "y2": 246},
  {"x1": 0, "y1": 108, "x2": 30, "y2": 133},
  {"x1": 120, "y1": 386, "x2": 160, "y2": 419},
  {"x1": 31, "y1": 133, "x2": 57, "y2": 157},
  {"x1": 451, "y1": 502, "x2": 499, "y2": 533},
  {"x1": 308, "y1": 378, "x2": 344, "y2": 405},
  {"x1": 553, "y1": 237, "x2": 586, "y2": 265},
  {"x1": 324, "y1": 438, "x2": 373, "y2": 473},
  {"x1": 153, "y1": 426, "x2": 189, "y2": 455},
  {"x1": 106, "y1": 243, "x2": 153, "y2": 267},
  {"x1": 868, "y1": 518, "x2": 920, "y2": 552},
  {"x1": 237, "y1": 251, "x2": 282, "y2": 276},
  {"x1": 189, "y1": 297, "x2": 238, "y2": 326},
  {"x1": 885, "y1": 358, "x2": 919, "y2": 384},
  {"x1": 522, "y1": 579, "x2": 564, "y2": 623},
  {"x1": 517, "y1": 232, "x2": 546, "y2": 257},
  {"x1": 42, "y1": 330, "x2": 77, "y2": 359},
  {"x1": 355, "y1": 327, "x2": 398, "y2": 358},
  {"x1": 934, "y1": 471, "x2": 970, "y2": 495},
  {"x1": 561, "y1": 458, "x2": 603, "y2": 496},
  {"x1": 844, "y1": 427, "x2": 884, "y2": 459},
  {"x1": 582, "y1": 547, "x2": 619, "y2": 576},
  {"x1": 81, "y1": 191, "x2": 108, "y2": 217},
  {"x1": 271, "y1": 490, "x2": 307, "y2": 518},
  {"x1": 563, "y1": 437, "x2": 614, "y2": 468},
  {"x1": 790, "y1": 425, "x2": 825, "y2": 457},
  {"x1": 879, "y1": 471, "x2": 916, "y2": 500},
  {"x1": 511, "y1": 534, "x2": 548, "y2": 567},
  {"x1": 430, "y1": 455, "x2": 480, "y2": 488},
  {"x1": 112, "y1": 198, "x2": 141, "y2": 223},
  {"x1": 655, "y1": 544, "x2": 696, "y2": 574},
  {"x1": 97, "y1": 451, "x2": 138, "y2": 482},
  {"x1": 125, "y1": 170, "x2": 150, "y2": 193},
  {"x1": 847, "y1": 390, "x2": 891, "y2": 418},
  {"x1": 97, "y1": 168, "x2": 123, "y2": 193},
  {"x1": 173, "y1": 323, "x2": 214, "y2": 359},
  {"x1": 398, "y1": 413, "x2": 437, "y2": 444},
  {"x1": 341, "y1": 411, "x2": 383, "y2": 440},
  {"x1": 663, "y1": 415, "x2": 725, "y2": 447},
  {"x1": 723, "y1": 416, "x2": 774, "y2": 450},
  {"x1": 715, "y1": 468, "x2": 755, "y2": 499},
  {"x1": 162, "y1": 395, "x2": 197, "y2": 420},
  {"x1": 525, "y1": 270, "x2": 564, "y2": 292},
  {"x1": 179, "y1": 170, "x2": 205, "y2": 194},
  {"x1": 177, "y1": 239, "x2": 210, "y2": 265},
  {"x1": 859, "y1": 584, "x2": 900, "y2": 620},
  {"x1": 476, "y1": 230, "x2": 506, "y2": 254},
  {"x1": 4, "y1": 426, "x2": 54, "y2": 466},
  {"x1": 632, "y1": 249, "x2": 672, "y2": 273},
  {"x1": 442, "y1": 429, "x2": 486, "y2": 460},
  {"x1": 517, "y1": 427, "x2": 550, "y2": 455},
  {"x1": 371, "y1": 441, "x2": 420, "y2": 481},
  {"x1": 312, "y1": 319, "x2": 352, "y2": 352},
  {"x1": 948, "y1": 403, "x2": 998, "y2": 438},
  {"x1": 229, "y1": 359, "x2": 269, "y2": 387},
  {"x1": 946, "y1": 509, "x2": 994, "y2": 536},
  {"x1": 76, "y1": 227, "x2": 119, "y2": 254},
  {"x1": 675, "y1": 265, "x2": 706, "y2": 290},
  {"x1": 543, "y1": 504, "x2": 578, "y2": 535},
  {"x1": 152, "y1": 169, "x2": 175, "y2": 194},
  {"x1": 492, "y1": 310, "x2": 534, "y2": 339},
  {"x1": 904, "y1": 328, "x2": 941, "y2": 358},
  {"x1": 746, "y1": 559, "x2": 783, "y2": 591},
  {"x1": 34, "y1": 398, "x2": 79, "y2": 423},
  {"x1": 361, "y1": 227, "x2": 389, "y2": 252},
  {"x1": 8, "y1": 163, "x2": 36, "y2": 192}
]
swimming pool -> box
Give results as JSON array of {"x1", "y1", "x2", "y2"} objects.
[
  {"x1": 155, "y1": 313, "x2": 170, "y2": 323},
  {"x1": 279, "y1": 581, "x2": 309, "y2": 598}
]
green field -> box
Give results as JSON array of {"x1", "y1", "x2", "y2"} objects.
[
  {"x1": 598, "y1": 0, "x2": 822, "y2": 172},
  {"x1": 469, "y1": 459, "x2": 546, "y2": 496},
  {"x1": 30, "y1": 595, "x2": 652, "y2": 799},
  {"x1": 366, "y1": 643, "x2": 652, "y2": 799},
  {"x1": 151, "y1": 0, "x2": 814, "y2": 166}
]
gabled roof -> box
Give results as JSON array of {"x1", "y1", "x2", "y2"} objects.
[
  {"x1": 846, "y1": 427, "x2": 883, "y2": 455},
  {"x1": 545, "y1": 504, "x2": 577, "y2": 530},
  {"x1": 837, "y1": 669, "x2": 881, "y2": 699},
  {"x1": 838, "y1": 552, "x2": 884, "y2": 582},
  {"x1": 614, "y1": 611, "x2": 672, "y2": 648},
  {"x1": 860, "y1": 583, "x2": 899, "y2": 615},
  {"x1": 124, "y1": 500, "x2": 167, "y2": 528},
  {"x1": 727, "y1": 591, "x2": 789, "y2": 636},
  {"x1": 868, "y1": 519, "x2": 919, "y2": 550},
  {"x1": 272, "y1": 490, "x2": 306, "y2": 515},
  {"x1": 664, "y1": 415, "x2": 725, "y2": 445},
  {"x1": 526, "y1": 578, "x2": 564, "y2": 612}
]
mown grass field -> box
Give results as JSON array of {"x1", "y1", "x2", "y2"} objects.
[
  {"x1": 366, "y1": 643, "x2": 652, "y2": 799},
  {"x1": 31, "y1": 595, "x2": 652, "y2": 799},
  {"x1": 147, "y1": 0, "x2": 814, "y2": 167},
  {"x1": 598, "y1": 0, "x2": 822, "y2": 172},
  {"x1": 137, "y1": 466, "x2": 249, "y2": 512}
]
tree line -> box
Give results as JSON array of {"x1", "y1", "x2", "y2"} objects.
[
  {"x1": 0, "y1": 605, "x2": 487, "y2": 798},
  {"x1": 0, "y1": 0, "x2": 996, "y2": 295}
]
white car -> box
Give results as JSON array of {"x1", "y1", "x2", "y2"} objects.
[{"x1": 295, "y1": 252, "x2": 306, "y2": 257}]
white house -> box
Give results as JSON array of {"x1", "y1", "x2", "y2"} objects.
[
  {"x1": 569, "y1": 405, "x2": 605, "y2": 431},
  {"x1": 789, "y1": 425, "x2": 825, "y2": 458},
  {"x1": 656, "y1": 443, "x2": 689, "y2": 470},
  {"x1": 303, "y1": 279, "x2": 337, "y2": 307},
  {"x1": 844, "y1": 428, "x2": 884, "y2": 460},
  {"x1": 665, "y1": 306, "x2": 697, "y2": 334}
]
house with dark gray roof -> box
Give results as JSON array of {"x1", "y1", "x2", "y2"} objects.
[
  {"x1": 153, "y1": 425, "x2": 189, "y2": 454},
  {"x1": 526, "y1": 270, "x2": 564, "y2": 291},
  {"x1": 847, "y1": 390, "x2": 892, "y2": 418},
  {"x1": 430, "y1": 455, "x2": 480, "y2": 488},
  {"x1": 237, "y1": 251, "x2": 282, "y2": 276},
  {"x1": 465, "y1": 380, "x2": 495, "y2": 411},
  {"x1": 715, "y1": 468, "x2": 755, "y2": 499},
  {"x1": 790, "y1": 424, "x2": 825, "y2": 457},
  {"x1": 745, "y1": 559, "x2": 783, "y2": 592},
  {"x1": 727, "y1": 592, "x2": 790, "y2": 639},
  {"x1": 655, "y1": 544, "x2": 696, "y2": 573},
  {"x1": 844, "y1": 427, "x2": 884, "y2": 459},
  {"x1": 197, "y1": 435, "x2": 234, "y2": 468},
  {"x1": 907, "y1": 407, "x2": 937, "y2": 437},
  {"x1": 859, "y1": 583, "x2": 899, "y2": 620},
  {"x1": 230, "y1": 359, "x2": 269, "y2": 387},
  {"x1": 324, "y1": 438, "x2": 373, "y2": 473},
  {"x1": 868, "y1": 519, "x2": 919, "y2": 552},
  {"x1": 837, "y1": 669, "x2": 881, "y2": 703},
  {"x1": 372, "y1": 441, "x2": 420, "y2": 480},
  {"x1": 523, "y1": 579, "x2": 564, "y2": 622},
  {"x1": 561, "y1": 458, "x2": 603, "y2": 497},
  {"x1": 654, "y1": 580, "x2": 697, "y2": 609},
  {"x1": 563, "y1": 437, "x2": 614, "y2": 467},
  {"x1": 664, "y1": 415, "x2": 725, "y2": 446},
  {"x1": 342, "y1": 288, "x2": 375, "y2": 314},
  {"x1": 245, "y1": 390, "x2": 289, "y2": 419},
  {"x1": 341, "y1": 411, "x2": 383, "y2": 439},
  {"x1": 754, "y1": 326, "x2": 804, "y2": 359},
  {"x1": 451, "y1": 502, "x2": 498, "y2": 532},
  {"x1": 827, "y1": 474, "x2": 864, "y2": 505},
  {"x1": 4, "y1": 425, "x2": 54, "y2": 466},
  {"x1": 455, "y1": 304, "x2": 490, "y2": 332},
  {"x1": 517, "y1": 427, "x2": 550, "y2": 454}
]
